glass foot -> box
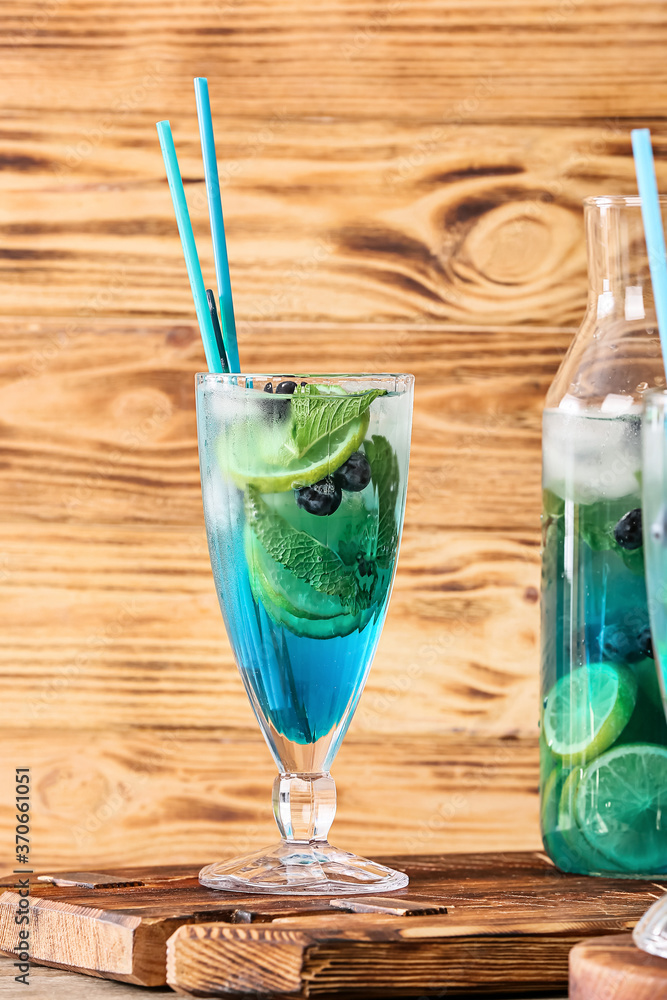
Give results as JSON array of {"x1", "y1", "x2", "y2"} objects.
[
  {"x1": 633, "y1": 892, "x2": 667, "y2": 959},
  {"x1": 198, "y1": 840, "x2": 409, "y2": 895}
]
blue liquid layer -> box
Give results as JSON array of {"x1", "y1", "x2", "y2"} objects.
[
  {"x1": 236, "y1": 598, "x2": 384, "y2": 745},
  {"x1": 542, "y1": 498, "x2": 650, "y2": 697},
  {"x1": 205, "y1": 491, "x2": 394, "y2": 754}
]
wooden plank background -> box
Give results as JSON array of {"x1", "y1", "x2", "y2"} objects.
[{"x1": 1, "y1": 0, "x2": 667, "y2": 874}]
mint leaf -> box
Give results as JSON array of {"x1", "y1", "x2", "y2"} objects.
[
  {"x1": 281, "y1": 388, "x2": 387, "y2": 461},
  {"x1": 338, "y1": 539, "x2": 360, "y2": 566},
  {"x1": 245, "y1": 487, "x2": 366, "y2": 613},
  {"x1": 580, "y1": 517, "x2": 615, "y2": 552},
  {"x1": 578, "y1": 495, "x2": 642, "y2": 554},
  {"x1": 364, "y1": 435, "x2": 400, "y2": 568}
]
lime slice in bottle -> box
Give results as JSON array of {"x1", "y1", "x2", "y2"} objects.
[
  {"x1": 541, "y1": 764, "x2": 584, "y2": 873},
  {"x1": 542, "y1": 663, "x2": 637, "y2": 764},
  {"x1": 221, "y1": 411, "x2": 369, "y2": 492},
  {"x1": 574, "y1": 743, "x2": 667, "y2": 873},
  {"x1": 556, "y1": 767, "x2": 626, "y2": 873},
  {"x1": 541, "y1": 761, "x2": 565, "y2": 834}
]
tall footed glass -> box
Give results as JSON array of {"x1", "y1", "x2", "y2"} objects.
[{"x1": 196, "y1": 372, "x2": 414, "y2": 893}]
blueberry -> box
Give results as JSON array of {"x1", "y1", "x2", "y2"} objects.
[
  {"x1": 259, "y1": 381, "x2": 286, "y2": 419},
  {"x1": 597, "y1": 623, "x2": 650, "y2": 664},
  {"x1": 295, "y1": 476, "x2": 342, "y2": 516},
  {"x1": 638, "y1": 625, "x2": 655, "y2": 659},
  {"x1": 275, "y1": 380, "x2": 298, "y2": 395},
  {"x1": 335, "y1": 452, "x2": 372, "y2": 492},
  {"x1": 265, "y1": 379, "x2": 298, "y2": 421},
  {"x1": 598, "y1": 625, "x2": 638, "y2": 663},
  {"x1": 613, "y1": 508, "x2": 643, "y2": 550}
]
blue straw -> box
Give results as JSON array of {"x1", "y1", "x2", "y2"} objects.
[
  {"x1": 156, "y1": 119, "x2": 222, "y2": 373},
  {"x1": 194, "y1": 78, "x2": 241, "y2": 373},
  {"x1": 632, "y1": 128, "x2": 667, "y2": 365},
  {"x1": 206, "y1": 288, "x2": 230, "y2": 373}
]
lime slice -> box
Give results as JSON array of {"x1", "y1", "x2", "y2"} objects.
[
  {"x1": 543, "y1": 663, "x2": 637, "y2": 764},
  {"x1": 258, "y1": 594, "x2": 369, "y2": 640},
  {"x1": 220, "y1": 411, "x2": 369, "y2": 493},
  {"x1": 246, "y1": 529, "x2": 372, "y2": 640},
  {"x1": 556, "y1": 767, "x2": 626, "y2": 874},
  {"x1": 539, "y1": 727, "x2": 557, "y2": 785},
  {"x1": 250, "y1": 553, "x2": 322, "y2": 622},
  {"x1": 250, "y1": 559, "x2": 370, "y2": 640},
  {"x1": 541, "y1": 766, "x2": 584, "y2": 874},
  {"x1": 247, "y1": 528, "x2": 347, "y2": 619},
  {"x1": 541, "y1": 761, "x2": 565, "y2": 836},
  {"x1": 574, "y1": 743, "x2": 667, "y2": 873}
]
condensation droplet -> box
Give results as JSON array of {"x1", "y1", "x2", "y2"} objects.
[{"x1": 637, "y1": 381, "x2": 649, "y2": 393}]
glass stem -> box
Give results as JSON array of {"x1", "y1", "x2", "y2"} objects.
[{"x1": 272, "y1": 772, "x2": 336, "y2": 843}]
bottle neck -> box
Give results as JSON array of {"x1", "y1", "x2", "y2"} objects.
[
  {"x1": 584, "y1": 199, "x2": 657, "y2": 325},
  {"x1": 545, "y1": 199, "x2": 666, "y2": 409}
]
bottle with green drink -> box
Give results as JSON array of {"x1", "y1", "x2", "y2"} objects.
[{"x1": 540, "y1": 196, "x2": 667, "y2": 877}]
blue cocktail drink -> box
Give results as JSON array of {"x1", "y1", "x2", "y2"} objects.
[
  {"x1": 539, "y1": 195, "x2": 667, "y2": 878},
  {"x1": 196, "y1": 373, "x2": 413, "y2": 893},
  {"x1": 541, "y1": 406, "x2": 667, "y2": 876}
]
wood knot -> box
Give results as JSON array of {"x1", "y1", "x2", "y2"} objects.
[{"x1": 461, "y1": 201, "x2": 581, "y2": 288}]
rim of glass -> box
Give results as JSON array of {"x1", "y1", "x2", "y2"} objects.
[
  {"x1": 195, "y1": 372, "x2": 414, "y2": 382},
  {"x1": 584, "y1": 195, "x2": 667, "y2": 208}
]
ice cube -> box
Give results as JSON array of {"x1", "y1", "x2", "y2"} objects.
[
  {"x1": 558, "y1": 393, "x2": 584, "y2": 414},
  {"x1": 600, "y1": 393, "x2": 637, "y2": 415},
  {"x1": 624, "y1": 285, "x2": 645, "y2": 321},
  {"x1": 543, "y1": 409, "x2": 641, "y2": 503}
]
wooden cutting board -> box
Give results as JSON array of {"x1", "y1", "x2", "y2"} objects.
[
  {"x1": 0, "y1": 852, "x2": 662, "y2": 994},
  {"x1": 570, "y1": 934, "x2": 667, "y2": 999}
]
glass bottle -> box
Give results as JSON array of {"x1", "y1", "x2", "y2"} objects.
[{"x1": 540, "y1": 195, "x2": 667, "y2": 877}]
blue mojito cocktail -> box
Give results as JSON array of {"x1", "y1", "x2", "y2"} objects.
[
  {"x1": 196, "y1": 373, "x2": 413, "y2": 893},
  {"x1": 540, "y1": 195, "x2": 667, "y2": 878},
  {"x1": 541, "y1": 405, "x2": 667, "y2": 876}
]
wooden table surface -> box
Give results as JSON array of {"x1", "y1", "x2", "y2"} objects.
[
  {"x1": 0, "y1": 956, "x2": 568, "y2": 999},
  {"x1": 4, "y1": 852, "x2": 658, "y2": 997}
]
